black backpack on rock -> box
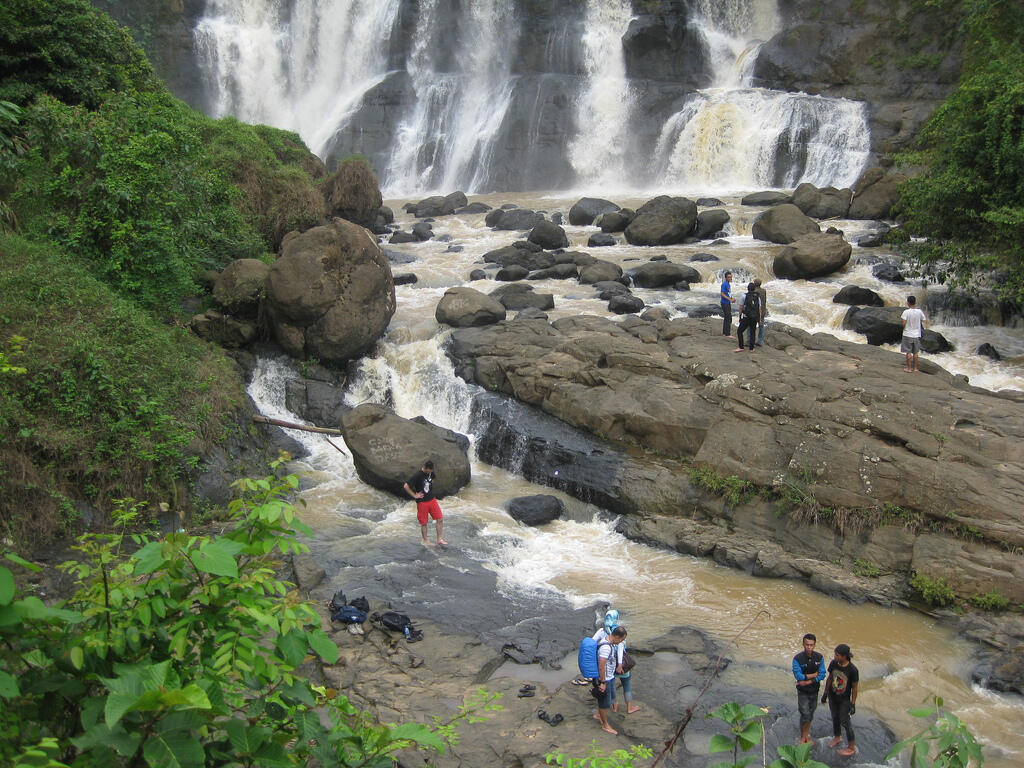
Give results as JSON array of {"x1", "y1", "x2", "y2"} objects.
[{"x1": 371, "y1": 611, "x2": 424, "y2": 642}]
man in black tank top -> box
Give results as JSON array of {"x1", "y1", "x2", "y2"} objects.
[{"x1": 792, "y1": 633, "x2": 825, "y2": 743}]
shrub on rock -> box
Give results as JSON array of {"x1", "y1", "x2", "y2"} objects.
[{"x1": 321, "y1": 157, "x2": 383, "y2": 230}]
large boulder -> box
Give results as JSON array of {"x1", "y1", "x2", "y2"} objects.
[
  {"x1": 412, "y1": 191, "x2": 467, "y2": 218},
  {"x1": 832, "y1": 285, "x2": 884, "y2": 306},
  {"x1": 790, "y1": 183, "x2": 853, "y2": 219},
  {"x1": 568, "y1": 197, "x2": 619, "y2": 226},
  {"x1": 848, "y1": 167, "x2": 907, "y2": 220},
  {"x1": 190, "y1": 309, "x2": 257, "y2": 348},
  {"x1": 490, "y1": 284, "x2": 555, "y2": 311},
  {"x1": 506, "y1": 495, "x2": 564, "y2": 526},
  {"x1": 772, "y1": 233, "x2": 852, "y2": 279},
  {"x1": 435, "y1": 287, "x2": 507, "y2": 327},
  {"x1": 842, "y1": 306, "x2": 954, "y2": 351},
  {"x1": 340, "y1": 404, "x2": 471, "y2": 498},
  {"x1": 597, "y1": 209, "x2": 635, "y2": 232},
  {"x1": 578, "y1": 260, "x2": 624, "y2": 284},
  {"x1": 321, "y1": 158, "x2": 383, "y2": 230},
  {"x1": 624, "y1": 196, "x2": 698, "y2": 246},
  {"x1": 491, "y1": 209, "x2": 545, "y2": 231},
  {"x1": 213, "y1": 258, "x2": 270, "y2": 317},
  {"x1": 752, "y1": 203, "x2": 821, "y2": 244},
  {"x1": 741, "y1": 191, "x2": 791, "y2": 206},
  {"x1": 695, "y1": 209, "x2": 730, "y2": 239},
  {"x1": 264, "y1": 219, "x2": 395, "y2": 364},
  {"x1": 528, "y1": 220, "x2": 569, "y2": 250},
  {"x1": 628, "y1": 262, "x2": 701, "y2": 288}
]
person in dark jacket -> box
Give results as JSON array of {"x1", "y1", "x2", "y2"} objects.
[
  {"x1": 734, "y1": 282, "x2": 761, "y2": 352},
  {"x1": 792, "y1": 633, "x2": 826, "y2": 743},
  {"x1": 822, "y1": 643, "x2": 859, "y2": 757}
]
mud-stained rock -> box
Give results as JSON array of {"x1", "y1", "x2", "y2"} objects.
[
  {"x1": 772, "y1": 232, "x2": 852, "y2": 279},
  {"x1": 752, "y1": 203, "x2": 821, "y2": 244},
  {"x1": 340, "y1": 404, "x2": 471, "y2": 498}
]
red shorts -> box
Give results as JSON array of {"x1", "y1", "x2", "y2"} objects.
[{"x1": 416, "y1": 499, "x2": 442, "y2": 525}]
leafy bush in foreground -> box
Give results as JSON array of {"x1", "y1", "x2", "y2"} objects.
[{"x1": 0, "y1": 466, "x2": 497, "y2": 767}]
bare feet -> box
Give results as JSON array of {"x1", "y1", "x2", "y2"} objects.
[
  {"x1": 612, "y1": 705, "x2": 619, "y2": 714},
  {"x1": 838, "y1": 746, "x2": 856, "y2": 756},
  {"x1": 734, "y1": 347, "x2": 745, "y2": 352},
  {"x1": 437, "y1": 539, "x2": 449, "y2": 546},
  {"x1": 601, "y1": 725, "x2": 618, "y2": 735},
  {"x1": 800, "y1": 737, "x2": 813, "y2": 744},
  {"x1": 593, "y1": 714, "x2": 601, "y2": 722},
  {"x1": 828, "y1": 737, "x2": 842, "y2": 748},
  {"x1": 903, "y1": 367, "x2": 913, "y2": 372},
  {"x1": 626, "y1": 705, "x2": 641, "y2": 714},
  {"x1": 422, "y1": 540, "x2": 434, "y2": 547}
]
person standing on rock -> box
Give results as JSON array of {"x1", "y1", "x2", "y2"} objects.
[
  {"x1": 754, "y1": 278, "x2": 767, "y2": 346},
  {"x1": 403, "y1": 460, "x2": 448, "y2": 546},
  {"x1": 720, "y1": 271, "x2": 735, "y2": 336},
  {"x1": 900, "y1": 295, "x2": 927, "y2": 373},
  {"x1": 594, "y1": 626, "x2": 627, "y2": 735},
  {"x1": 734, "y1": 282, "x2": 761, "y2": 352},
  {"x1": 792, "y1": 633, "x2": 826, "y2": 744},
  {"x1": 593, "y1": 610, "x2": 640, "y2": 716},
  {"x1": 822, "y1": 643, "x2": 858, "y2": 757}
]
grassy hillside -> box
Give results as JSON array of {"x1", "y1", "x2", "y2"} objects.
[{"x1": 0, "y1": 0, "x2": 327, "y2": 547}]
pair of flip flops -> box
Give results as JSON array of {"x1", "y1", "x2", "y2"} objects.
[
  {"x1": 570, "y1": 676, "x2": 591, "y2": 686},
  {"x1": 537, "y1": 710, "x2": 563, "y2": 726},
  {"x1": 517, "y1": 684, "x2": 536, "y2": 698}
]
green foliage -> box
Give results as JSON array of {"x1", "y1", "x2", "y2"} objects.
[
  {"x1": 7, "y1": 92, "x2": 267, "y2": 308},
  {"x1": 0, "y1": 467, "x2": 496, "y2": 766},
  {"x1": 853, "y1": 558, "x2": 882, "y2": 578},
  {"x1": 886, "y1": 695, "x2": 984, "y2": 768},
  {"x1": 769, "y1": 742, "x2": 830, "y2": 768},
  {"x1": 706, "y1": 702, "x2": 767, "y2": 768},
  {"x1": 0, "y1": 235, "x2": 244, "y2": 547},
  {"x1": 911, "y1": 572, "x2": 958, "y2": 608},
  {"x1": 689, "y1": 467, "x2": 756, "y2": 507},
  {"x1": 969, "y1": 590, "x2": 1010, "y2": 612},
  {"x1": 0, "y1": 334, "x2": 27, "y2": 375},
  {"x1": 0, "y1": 0, "x2": 156, "y2": 109},
  {"x1": 545, "y1": 744, "x2": 654, "y2": 768},
  {"x1": 896, "y1": 0, "x2": 1024, "y2": 303}
]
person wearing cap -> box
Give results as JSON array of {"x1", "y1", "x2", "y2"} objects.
[
  {"x1": 792, "y1": 633, "x2": 826, "y2": 744},
  {"x1": 821, "y1": 643, "x2": 859, "y2": 756},
  {"x1": 592, "y1": 609, "x2": 640, "y2": 715}
]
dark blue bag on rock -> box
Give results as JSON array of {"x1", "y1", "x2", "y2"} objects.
[{"x1": 331, "y1": 605, "x2": 367, "y2": 624}]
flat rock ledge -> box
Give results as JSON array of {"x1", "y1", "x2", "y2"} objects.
[{"x1": 447, "y1": 313, "x2": 1024, "y2": 604}]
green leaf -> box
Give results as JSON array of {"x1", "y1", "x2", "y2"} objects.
[
  {"x1": 251, "y1": 741, "x2": 292, "y2": 767},
  {"x1": 132, "y1": 541, "x2": 167, "y2": 575},
  {"x1": 908, "y1": 706, "x2": 938, "y2": 718},
  {"x1": 390, "y1": 722, "x2": 445, "y2": 751},
  {"x1": 0, "y1": 669, "x2": 20, "y2": 698},
  {"x1": 307, "y1": 628, "x2": 339, "y2": 664},
  {"x1": 142, "y1": 729, "x2": 206, "y2": 768},
  {"x1": 70, "y1": 646, "x2": 84, "y2": 670},
  {"x1": 225, "y1": 718, "x2": 267, "y2": 754},
  {"x1": 0, "y1": 566, "x2": 15, "y2": 605},
  {"x1": 189, "y1": 540, "x2": 239, "y2": 578},
  {"x1": 708, "y1": 734, "x2": 735, "y2": 754},
  {"x1": 277, "y1": 630, "x2": 307, "y2": 667}
]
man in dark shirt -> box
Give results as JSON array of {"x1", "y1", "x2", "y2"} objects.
[
  {"x1": 822, "y1": 643, "x2": 859, "y2": 757},
  {"x1": 403, "y1": 460, "x2": 447, "y2": 546},
  {"x1": 792, "y1": 633, "x2": 826, "y2": 743}
]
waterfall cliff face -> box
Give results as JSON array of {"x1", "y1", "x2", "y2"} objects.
[{"x1": 192, "y1": 0, "x2": 870, "y2": 195}]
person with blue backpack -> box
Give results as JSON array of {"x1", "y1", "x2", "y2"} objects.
[
  {"x1": 593, "y1": 610, "x2": 640, "y2": 715},
  {"x1": 592, "y1": 626, "x2": 627, "y2": 734}
]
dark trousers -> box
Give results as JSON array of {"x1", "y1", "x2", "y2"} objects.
[
  {"x1": 737, "y1": 316, "x2": 756, "y2": 349},
  {"x1": 721, "y1": 302, "x2": 732, "y2": 335},
  {"x1": 829, "y1": 696, "x2": 854, "y2": 743}
]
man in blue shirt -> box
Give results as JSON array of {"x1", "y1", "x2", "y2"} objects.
[
  {"x1": 719, "y1": 271, "x2": 735, "y2": 336},
  {"x1": 792, "y1": 633, "x2": 826, "y2": 743}
]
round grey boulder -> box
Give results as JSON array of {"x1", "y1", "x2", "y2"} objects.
[
  {"x1": 695, "y1": 209, "x2": 730, "y2": 239},
  {"x1": 528, "y1": 220, "x2": 570, "y2": 250},
  {"x1": 568, "y1": 197, "x2": 619, "y2": 226},
  {"x1": 832, "y1": 285, "x2": 884, "y2": 306},
  {"x1": 790, "y1": 183, "x2": 853, "y2": 219},
  {"x1": 772, "y1": 232, "x2": 851, "y2": 279},
  {"x1": 341, "y1": 404, "x2": 471, "y2": 499},
  {"x1": 588, "y1": 232, "x2": 617, "y2": 247},
  {"x1": 609, "y1": 294, "x2": 646, "y2": 314},
  {"x1": 752, "y1": 203, "x2": 821, "y2": 244},
  {"x1": 578, "y1": 260, "x2": 624, "y2": 284},
  {"x1": 624, "y1": 196, "x2": 698, "y2": 246},
  {"x1": 435, "y1": 287, "x2": 507, "y2": 327},
  {"x1": 213, "y1": 258, "x2": 269, "y2": 317},
  {"x1": 629, "y1": 262, "x2": 701, "y2": 288},
  {"x1": 506, "y1": 495, "x2": 564, "y2": 526}
]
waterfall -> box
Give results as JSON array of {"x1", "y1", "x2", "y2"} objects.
[
  {"x1": 568, "y1": 0, "x2": 635, "y2": 188},
  {"x1": 381, "y1": 0, "x2": 519, "y2": 195},
  {"x1": 193, "y1": 0, "x2": 401, "y2": 157},
  {"x1": 651, "y1": 0, "x2": 869, "y2": 191}
]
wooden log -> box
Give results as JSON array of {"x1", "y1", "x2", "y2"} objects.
[{"x1": 252, "y1": 414, "x2": 342, "y2": 435}]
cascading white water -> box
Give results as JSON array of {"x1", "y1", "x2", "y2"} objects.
[
  {"x1": 193, "y1": 0, "x2": 400, "y2": 156},
  {"x1": 568, "y1": 0, "x2": 635, "y2": 188},
  {"x1": 382, "y1": 0, "x2": 519, "y2": 195},
  {"x1": 652, "y1": 0, "x2": 870, "y2": 191}
]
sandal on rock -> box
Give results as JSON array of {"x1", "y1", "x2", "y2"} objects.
[
  {"x1": 519, "y1": 684, "x2": 536, "y2": 692},
  {"x1": 571, "y1": 677, "x2": 590, "y2": 686},
  {"x1": 549, "y1": 713, "x2": 563, "y2": 726},
  {"x1": 517, "y1": 689, "x2": 535, "y2": 698}
]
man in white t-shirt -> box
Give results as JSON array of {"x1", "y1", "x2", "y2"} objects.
[
  {"x1": 593, "y1": 627, "x2": 627, "y2": 735},
  {"x1": 900, "y1": 295, "x2": 927, "y2": 373}
]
